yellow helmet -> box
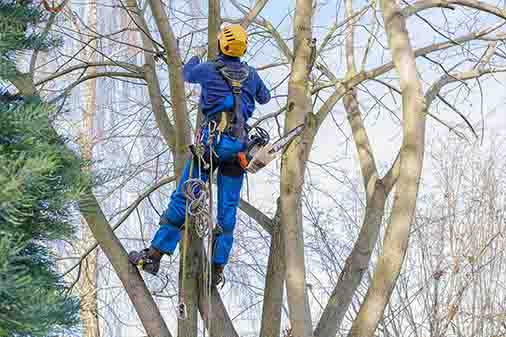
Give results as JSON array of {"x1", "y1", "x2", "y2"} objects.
[{"x1": 218, "y1": 24, "x2": 248, "y2": 57}]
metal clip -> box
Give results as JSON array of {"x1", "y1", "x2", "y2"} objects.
[
  {"x1": 207, "y1": 121, "x2": 217, "y2": 146},
  {"x1": 177, "y1": 302, "x2": 187, "y2": 320},
  {"x1": 208, "y1": 120, "x2": 217, "y2": 134},
  {"x1": 194, "y1": 143, "x2": 206, "y2": 158}
]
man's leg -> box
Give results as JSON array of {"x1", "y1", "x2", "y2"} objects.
[
  {"x1": 213, "y1": 159, "x2": 244, "y2": 284},
  {"x1": 129, "y1": 157, "x2": 209, "y2": 275}
]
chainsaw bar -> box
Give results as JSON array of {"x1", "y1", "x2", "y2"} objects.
[
  {"x1": 269, "y1": 124, "x2": 305, "y2": 154},
  {"x1": 245, "y1": 123, "x2": 305, "y2": 173}
]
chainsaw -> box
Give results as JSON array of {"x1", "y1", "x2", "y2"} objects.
[{"x1": 238, "y1": 123, "x2": 305, "y2": 173}]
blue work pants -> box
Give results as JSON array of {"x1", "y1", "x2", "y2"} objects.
[{"x1": 151, "y1": 129, "x2": 245, "y2": 266}]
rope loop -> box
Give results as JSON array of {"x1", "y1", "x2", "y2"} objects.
[{"x1": 183, "y1": 178, "x2": 210, "y2": 238}]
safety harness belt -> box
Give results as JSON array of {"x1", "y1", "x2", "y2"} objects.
[{"x1": 214, "y1": 60, "x2": 250, "y2": 141}]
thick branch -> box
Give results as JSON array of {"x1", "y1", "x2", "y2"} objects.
[
  {"x1": 260, "y1": 207, "x2": 285, "y2": 337},
  {"x1": 208, "y1": 0, "x2": 221, "y2": 59},
  {"x1": 241, "y1": 0, "x2": 269, "y2": 29},
  {"x1": 239, "y1": 199, "x2": 274, "y2": 235},
  {"x1": 144, "y1": 63, "x2": 177, "y2": 149},
  {"x1": 148, "y1": 0, "x2": 191, "y2": 177},
  {"x1": 197, "y1": 248, "x2": 240, "y2": 337},
  {"x1": 79, "y1": 190, "x2": 173, "y2": 337},
  {"x1": 125, "y1": 0, "x2": 178, "y2": 153},
  {"x1": 347, "y1": 0, "x2": 427, "y2": 335},
  {"x1": 314, "y1": 3, "x2": 385, "y2": 335}
]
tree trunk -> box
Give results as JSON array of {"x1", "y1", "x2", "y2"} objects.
[
  {"x1": 179, "y1": 1, "x2": 222, "y2": 336},
  {"x1": 79, "y1": 2, "x2": 100, "y2": 336},
  {"x1": 259, "y1": 211, "x2": 285, "y2": 337},
  {"x1": 347, "y1": 0, "x2": 426, "y2": 335},
  {"x1": 281, "y1": 0, "x2": 314, "y2": 336},
  {"x1": 208, "y1": 0, "x2": 221, "y2": 60},
  {"x1": 178, "y1": 229, "x2": 199, "y2": 337},
  {"x1": 196, "y1": 239, "x2": 240, "y2": 337}
]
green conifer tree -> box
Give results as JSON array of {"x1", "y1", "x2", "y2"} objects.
[{"x1": 0, "y1": 1, "x2": 88, "y2": 336}]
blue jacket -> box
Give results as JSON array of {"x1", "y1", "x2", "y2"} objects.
[{"x1": 183, "y1": 54, "x2": 271, "y2": 122}]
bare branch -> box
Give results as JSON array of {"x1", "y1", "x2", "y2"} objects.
[
  {"x1": 241, "y1": 0, "x2": 270, "y2": 29},
  {"x1": 239, "y1": 199, "x2": 274, "y2": 235},
  {"x1": 403, "y1": 0, "x2": 506, "y2": 20},
  {"x1": 35, "y1": 62, "x2": 142, "y2": 87}
]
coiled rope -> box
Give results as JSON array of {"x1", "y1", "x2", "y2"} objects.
[
  {"x1": 183, "y1": 178, "x2": 211, "y2": 239},
  {"x1": 179, "y1": 124, "x2": 217, "y2": 336}
]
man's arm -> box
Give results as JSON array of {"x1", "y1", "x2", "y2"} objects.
[
  {"x1": 254, "y1": 71, "x2": 271, "y2": 104},
  {"x1": 183, "y1": 56, "x2": 207, "y2": 84}
]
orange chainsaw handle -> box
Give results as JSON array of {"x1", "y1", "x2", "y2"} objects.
[{"x1": 237, "y1": 152, "x2": 249, "y2": 169}]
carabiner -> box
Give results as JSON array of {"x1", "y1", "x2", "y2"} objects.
[{"x1": 177, "y1": 302, "x2": 187, "y2": 320}]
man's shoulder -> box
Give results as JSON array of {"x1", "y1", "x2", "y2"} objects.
[
  {"x1": 246, "y1": 64, "x2": 261, "y2": 79},
  {"x1": 197, "y1": 60, "x2": 216, "y2": 68}
]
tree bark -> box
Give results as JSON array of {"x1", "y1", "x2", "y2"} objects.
[
  {"x1": 208, "y1": 0, "x2": 221, "y2": 59},
  {"x1": 148, "y1": 0, "x2": 191, "y2": 177},
  {"x1": 179, "y1": 2, "x2": 222, "y2": 336},
  {"x1": 347, "y1": 0, "x2": 426, "y2": 335},
  {"x1": 79, "y1": 2, "x2": 100, "y2": 336},
  {"x1": 281, "y1": 0, "x2": 314, "y2": 336},
  {"x1": 260, "y1": 204, "x2": 285, "y2": 337}
]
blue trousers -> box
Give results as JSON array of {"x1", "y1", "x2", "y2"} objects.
[{"x1": 152, "y1": 130, "x2": 245, "y2": 266}]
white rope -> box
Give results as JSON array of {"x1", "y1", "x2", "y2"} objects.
[{"x1": 183, "y1": 178, "x2": 210, "y2": 239}]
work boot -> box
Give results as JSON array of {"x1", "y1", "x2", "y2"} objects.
[
  {"x1": 212, "y1": 264, "x2": 225, "y2": 287},
  {"x1": 128, "y1": 247, "x2": 162, "y2": 276}
]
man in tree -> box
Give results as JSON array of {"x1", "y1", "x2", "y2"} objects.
[{"x1": 129, "y1": 24, "x2": 271, "y2": 286}]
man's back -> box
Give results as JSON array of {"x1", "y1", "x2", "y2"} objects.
[{"x1": 183, "y1": 54, "x2": 271, "y2": 121}]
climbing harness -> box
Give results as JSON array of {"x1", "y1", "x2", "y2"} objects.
[
  {"x1": 42, "y1": 0, "x2": 66, "y2": 13},
  {"x1": 240, "y1": 123, "x2": 306, "y2": 173},
  {"x1": 213, "y1": 60, "x2": 250, "y2": 141}
]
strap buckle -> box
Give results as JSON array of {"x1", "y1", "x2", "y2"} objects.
[
  {"x1": 231, "y1": 81, "x2": 242, "y2": 95},
  {"x1": 217, "y1": 111, "x2": 228, "y2": 133}
]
